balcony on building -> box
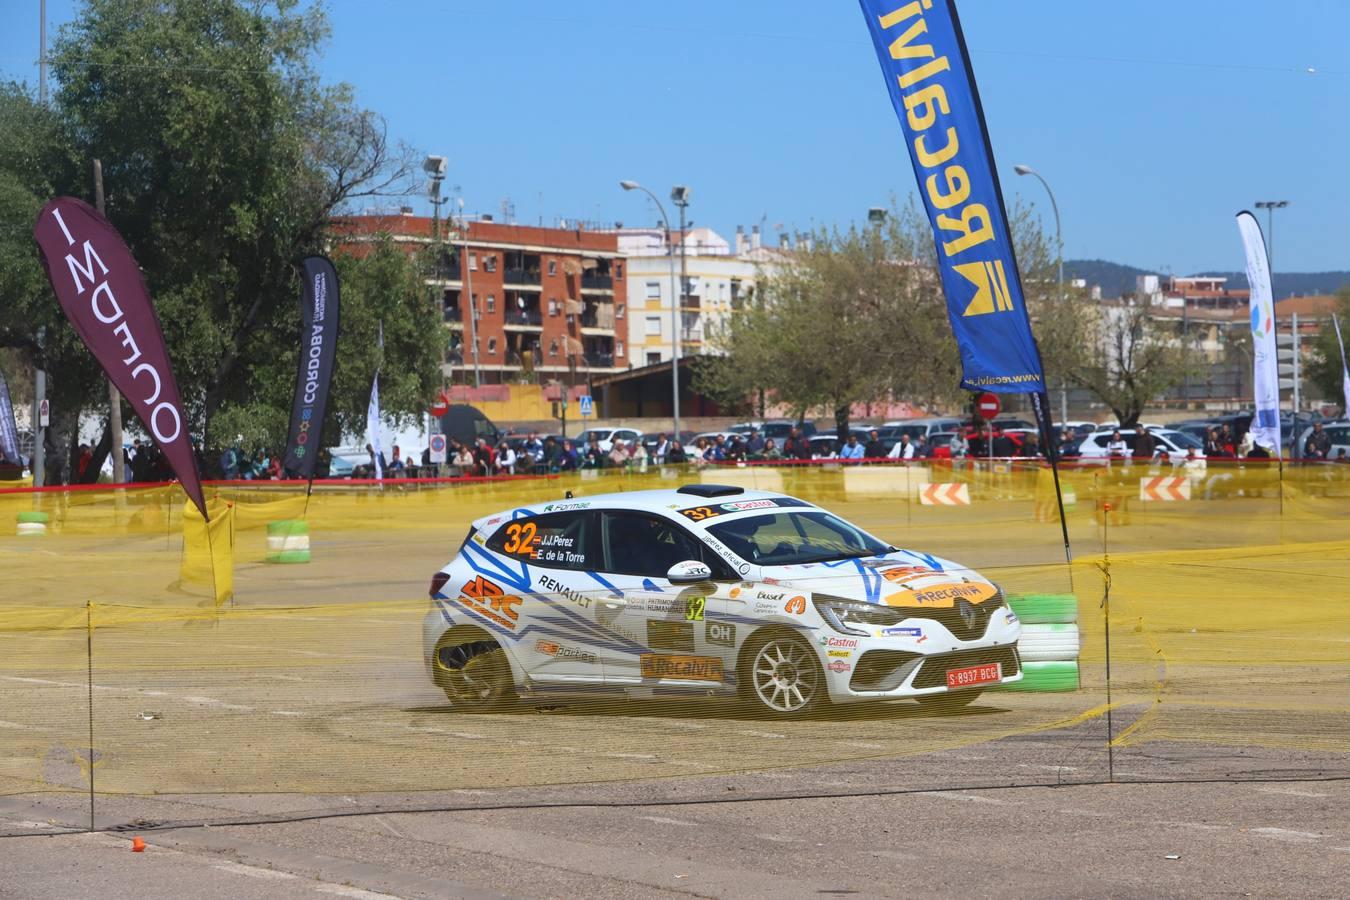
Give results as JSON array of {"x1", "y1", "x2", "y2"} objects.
[
  {"x1": 433, "y1": 249, "x2": 462, "y2": 283},
  {"x1": 503, "y1": 251, "x2": 542, "y2": 288},
  {"x1": 504, "y1": 291, "x2": 543, "y2": 329},
  {"x1": 580, "y1": 299, "x2": 615, "y2": 332},
  {"x1": 582, "y1": 335, "x2": 615, "y2": 370},
  {"x1": 442, "y1": 288, "x2": 463, "y2": 327},
  {"x1": 679, "y1": 282, "x2": 701, "y2": 311},
  {"x1": 580, "y1": 257, "x2": 614, "y2": 292}
]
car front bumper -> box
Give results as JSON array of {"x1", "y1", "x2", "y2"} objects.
[{"x1": 818, "y1": 614, "x2": 1023, "y2": 703}]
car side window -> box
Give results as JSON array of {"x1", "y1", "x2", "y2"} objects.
[
  {"x1": 485, "y1": 511, "x2": 596, "y2": 570},
  {"x1": 601, "y1": 512, "x2": 733, "y2": 579}
]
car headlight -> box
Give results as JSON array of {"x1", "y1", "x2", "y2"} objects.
[{"x1": 813, "y1": 595, "x2": 909, "y2": 636}]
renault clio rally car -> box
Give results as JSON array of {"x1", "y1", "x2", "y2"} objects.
[{"x1": 425, "y1": 484, "x2": 1022, "y2": 717}]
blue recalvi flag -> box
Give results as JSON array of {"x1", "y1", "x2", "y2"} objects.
[{"x1": 858, "y1": 0, "x2": 1045, "y2": 393}]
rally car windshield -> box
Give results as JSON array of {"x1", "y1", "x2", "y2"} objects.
[{"x1": 707, "y1": 511, "x2": 892, "y2": 566}]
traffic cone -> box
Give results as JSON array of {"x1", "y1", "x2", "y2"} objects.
[{"x1": 131, "y1": 837, "x2": 146, "y2": 852}]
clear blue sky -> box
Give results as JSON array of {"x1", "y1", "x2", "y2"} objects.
[{"x1": 3, "y1": 0, "x2": 1347, "y2": 274}]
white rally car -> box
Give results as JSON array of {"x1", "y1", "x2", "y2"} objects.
[{"x1": 424, "y1": 485, "x2": 1022, "y2": 717}]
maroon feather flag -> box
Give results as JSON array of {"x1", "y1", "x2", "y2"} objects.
[{"x1": 33, "y1": 197, "x2": 207, "y2": 518}]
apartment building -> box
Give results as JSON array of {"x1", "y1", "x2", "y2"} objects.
[
  {"x1": 618, "y1": 224, "x2": 783, "y2": 365},
  {"x1": 334, "y1": 213, "x2": 628, "y2": 384}
]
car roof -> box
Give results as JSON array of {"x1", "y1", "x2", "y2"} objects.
[{"x1": 472, "y1": 486, "x2": 822, "y2": 532}]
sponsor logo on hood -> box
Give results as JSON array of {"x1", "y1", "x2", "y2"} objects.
[{"x1": 819, "y1": 635, "x2": 859, "y2": 649}]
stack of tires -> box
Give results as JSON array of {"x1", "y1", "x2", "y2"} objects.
[
  {"x1": 1002, "y1": 594, "x2": 1079, "y2": 691},
  {"x1": 16, "y1": 511, "x2": 49, "y2": 537},
  {"x1": 265, "y1": 520, "x2": 311, "y2": 564}
]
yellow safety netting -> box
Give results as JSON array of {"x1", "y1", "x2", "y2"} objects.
[{"x1": 0, "y1": 461, "x2": 1346, "y2": 800}]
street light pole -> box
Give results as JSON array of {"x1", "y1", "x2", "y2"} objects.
[
  {"x1": 1014, "y1": 164, "x2": 1067, "y2": 423},
  {"x1": 620, "y1": 180, "x2": 681, "y2": 438}
]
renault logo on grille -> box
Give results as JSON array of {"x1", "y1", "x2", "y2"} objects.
[{"x1": 957, "y1": 599, "x2": 981, "y2": 630}]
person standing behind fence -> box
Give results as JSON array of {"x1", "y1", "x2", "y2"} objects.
[
  {"x1": 1106, "y1": 430, "x2": 1128, "y2": 460},
  {"x1": 784, "y1": 428, "x2": 811, "y2": 461},
  {"x1": 1134, "y1": 427, "x2": 1156, "y2": 461},
  {"x1": 495, "y1": 441, "x2": 517, "y2": 475},
  {"x1": 652, "y1": 432, "x2": 669, "y2": 463},
  {"x1": 1305, "y1": 422, "x2": 1331, "y2": 460},
  {"x1": 746, "y1": 428, "x2": 766, "y2": 457},
  {"x1": 839, "y1": 434, "x2": 865, "y2": 462},
  {"x1": 949, "y1": 431, "x2": 969, "y2": 460},
  {"x1": 888, "y1": 434, "x2": 915, "y2": 460},
  {"x1": 666, "y1": 440, "x2": 687, "y2": 463},
  {"x1": 863, "y1": 429, "x2": 885, "y2": 459},
  {"x1": 1019, "y1": 432, "x2": 1041, "y2": 458}
]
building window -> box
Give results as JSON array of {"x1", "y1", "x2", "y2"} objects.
[
  {"x1": 616, "y1": 303, "x2": 626, "y2": 319},
  {"x1": 644, "y1": 316, "x2": 662, "y2": 336},
  {"x1": 548, "y1": 298, "x2": 560, "y2": 316},
  {"x1": 616, "y1": 262, "x2": 623, "y2": 278},
  {"x1": 486, "y1": 295, "x2": 496, "y2": 313},
  {"x1": 646, "y1": 351, "x2": 662, "y2": 366},
  {"x1": 484, "y1": 254, "x2": 497, "y2": 272},
  {"x1": 468, "y1": 252, "x2": 478, "y2": 271},
  {"x1": 487, "y1": 337, "x2": 497, "y2": 355},
  {"x1": 548, "y1": 259, "x2": 557, "y2": 276},
  {"x1": 616, "y1": 340, "x2": 625, "y2": 357},
  {"x1": 549, "y1": 339, "x2": 558, "y2": 357},
  {"x1": 645, "y1": 281, "x2": 661, "y2": 299}
]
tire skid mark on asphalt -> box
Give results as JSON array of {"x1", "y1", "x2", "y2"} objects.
[
  {"x1": 736, "y1": 729, "x2": 786, "y2": 739},
  {"x1": 1250, "y1": 826, "x2": 1324, "y2": 843},
  {"x1": 639, "y1": 815, "x2": 698, "y2": 826},
  {"x1": 916, "y1": 790, "x2": 1005, "y2": 805},
  {"x1": 213, "y1": 860, "x2": 299, "y2": 881},
  {"x1": 1255, "y1": 786, "x2": 1328, "y2": 798},
  {"x1": 837, "y1": 741, "x2": 886, "y2": 750},
  {"x1": 0, "y1": 720, "x2": 51, "y2": 732}
]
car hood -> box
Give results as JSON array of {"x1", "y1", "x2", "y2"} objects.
[{"x1": 753, "y1": 549, "x2": 999, "y2": 609}]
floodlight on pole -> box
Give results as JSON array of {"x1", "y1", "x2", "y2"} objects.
[
  {"x1": 620, "y1": 179, "x2": 682, "y2": 438},
  {"x1": 1254, "y1": 200, "x2": 1289, "y2": 275},
  {"x1": 867, "y1": 207, "x2": 887, "y2": 226}
]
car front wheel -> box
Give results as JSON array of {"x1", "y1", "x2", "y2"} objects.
[
  {"x1": 433, "y1": 635, "x2": 515, "y2": 711},
  {"x1": 740, "y1": 631, "x2": 828, "y2": 718}
]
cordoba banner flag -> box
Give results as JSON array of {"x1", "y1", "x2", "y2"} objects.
[
  {"x1": 283, "y1": 256, "x2": 341, "y2": 479},
  {"x1": 32, "y1": 197, "x2": 207, "y2": 517},
  {"x1": 858, "y1": 0, "x2": 1045, "y2": 394},
  {"x1": 1235, "y1": 211, "x2": 1280, "y2": 454}
]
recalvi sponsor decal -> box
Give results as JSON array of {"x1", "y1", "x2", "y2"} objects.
[{"x1": 640, "y1": 654, "x2": 724, "y2": 682}]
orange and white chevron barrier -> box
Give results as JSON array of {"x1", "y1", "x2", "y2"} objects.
[
  {"x1": 919, "y1": 482, "x2": 971, "y2": 506},
  {"x1": 1139, "y1": 476, "x2": 1191, "y2": 502}
]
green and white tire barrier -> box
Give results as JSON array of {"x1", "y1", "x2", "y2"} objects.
[
  {"x1": 266, "y1": 520, "x2": 311, "y2": 563},
  {"x1": 1001, "y1": 594, "x2": 1080, "y2": 692},
  {"x1": 17, "y1": 510, "x2": 49, "y2": 537}
]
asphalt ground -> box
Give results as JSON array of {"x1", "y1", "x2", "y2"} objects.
[{"x1": 1, "y1": 476, "x2": 1347, "y2": 897}]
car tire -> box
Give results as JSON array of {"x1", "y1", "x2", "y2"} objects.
[
  {"x1": 914, "y1": 689, "x2": 983, "y2": 713},
  {"x1": 432, "y1": 632, "x2": 515, "y2": 711},
  {"x1": 739, "y1": 629, "x2": 828, "y2": 718}
]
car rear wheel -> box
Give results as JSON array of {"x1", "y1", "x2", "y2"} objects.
[
  {"x1": 740, "y1": 631, "x2": 827, "y2": 718},
  {"x1": 914, "y1": 689, "x2": 983, "y2": 713},
  {"x1": 433, "y1": 635, "x2": 515, "y2": 711}
]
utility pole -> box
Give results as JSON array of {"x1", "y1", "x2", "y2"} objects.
[
  {"x1": 94, "y1": 161, "x2": 125, "y2": 484},
  {"x1": 671, "y1": 185, "x2": 691, "y2": 433},
  {"x1": 458, "y1": 198, "x2": 481, "y2": 387},
  {"x1": 33, "y1": 0, "x2": 48, "y2": 486}
]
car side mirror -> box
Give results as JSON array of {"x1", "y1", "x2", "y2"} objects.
[{"x1": 667, "y1": 560, "x2": 713, "y2": 584}]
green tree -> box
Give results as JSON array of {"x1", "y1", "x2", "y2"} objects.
[
  {"x1": 0, "y1": 0, "x2": 438, "y2": 468},
  {"x1": 1305, "y1": 289, "x2": 1350, "y2": 414},
  {"x1": 697, "y1": 197, "x2": 1075, "y2": 437},
  {"x1": 1067, "y1": 300, "x2": 1202, "y2": 427}
]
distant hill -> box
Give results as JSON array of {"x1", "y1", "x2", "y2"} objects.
[
  {"x1": 1194, "y1": 271, "x2": 1350, "y2": 299},
  {"x1": 1063, "y1": 259, "x2": 1149, "y2": 298},
  {"x1": 1065, "y1": 259, "x2": 1350, "y2": 299}
]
